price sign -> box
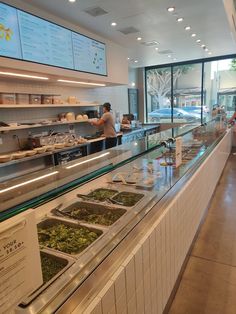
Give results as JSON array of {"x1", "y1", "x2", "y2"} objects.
[{"x1": 0, "y1": 210, "x2": 42, "y2": 313}]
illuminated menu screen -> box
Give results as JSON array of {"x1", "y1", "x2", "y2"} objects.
[
  {"x1": 0, "y1": 2, "x2": 107, "y2": 76},
  {"x1": 72, "y1": 32, "x2": 106, "y2": 75},
  {"x1": 0, "y1": 3, "x2": 22, "y2": 59},
  {"x1": 18, "y1": 11, "x2": 74, "y2": 69}
]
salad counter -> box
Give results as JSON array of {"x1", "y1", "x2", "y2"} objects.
[{"x1": 0, "y1": 121, "x2": 231, "y2": 313}]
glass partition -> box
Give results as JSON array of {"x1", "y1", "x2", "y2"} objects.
[
  {"x1": 0, "y1": 124, "x2": 201, "y2": 218},
  {"x1": 146, "y1": 66, "x2": 171, "y2": 123}
]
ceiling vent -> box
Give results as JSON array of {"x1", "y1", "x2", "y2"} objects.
[
  {"x1": 84, "y1": 6, "x2": 108, "y2": 17},
  {"x1": 118, "y1": 27, "x2": 140, "y2": 35},
  {"x1": 158, "y1": 49, "x2": 173, "y2": 55},
  {"x1": 141, "y1": 41, "x2": 159, "y2": 47}
]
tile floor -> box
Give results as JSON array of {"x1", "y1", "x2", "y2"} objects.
[{"x1": 168, "y1": 151, "x2": 236, "y2": 314}]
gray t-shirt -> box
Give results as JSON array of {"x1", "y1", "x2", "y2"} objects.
[{"x1": 101, "y1": 112, "x2": 116, "y2": 138}]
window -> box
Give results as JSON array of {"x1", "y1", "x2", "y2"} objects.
[
  {"x1": 173, "y1": 63, "x2": 202, "y2": 124},
  {"x1": 146, "y1": 67, "x2": 171, "y2": 123},
  {"x1": 204, "y1": 59, "x2": 236, "y2": 120},
  {"x1": 145, "y1": 55, "x2": 236, "y2": 124}
]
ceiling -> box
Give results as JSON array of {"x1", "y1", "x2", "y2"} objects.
[{"x1": 19, "y1": 0, "x2": 236, "y2": 68}]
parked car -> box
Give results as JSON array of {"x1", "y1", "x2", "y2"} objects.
[
  {"x1": 181, "y1": 106, "x2": 209, "y2": 114},
  {"x1": 148, "y1": 108, "x2": 201, "y2": 122}
]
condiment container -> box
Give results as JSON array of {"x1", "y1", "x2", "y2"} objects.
[
  {"x1": 29, "y1": 94, "x2": 41, "y2": 104},
  {"x1": 68, "y1": 96, "x2": 77, "y2": 105},
  {"x1": 53, "y1": 95, "x2": 63, "y2": 104},
  {"x1": 0, "y1": 93, "x2": 15, "y2": 104},
  {"x1": 16, "y1": 93, "x2": 29, "y2": 104},
  {"x1": 42, "y1": 95, "x2": 53, "y2": 105}
]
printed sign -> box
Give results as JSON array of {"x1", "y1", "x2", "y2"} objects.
[{"x1": 0, "y1": 210, "x2": 42, "y2": 313}]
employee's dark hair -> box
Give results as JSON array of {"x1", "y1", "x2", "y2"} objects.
[{"x1": 103, "y1": 102, "x2": 111, "y2": 111}]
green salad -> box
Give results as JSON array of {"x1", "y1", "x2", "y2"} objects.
[
  {"x1": 112, "y1": 192, "x2": 144, "y2": 206},
  {"x1": 38, "y1": 223, "x2": 101, "y2": 255},
  {"x1": 87, "y1": 188, "x2": 117, "y2": 201},
  {"x1": 68, "y1": 206, "x2": 125, "y2": 226},
  {"x1": 40, "y1": 253, "x2": 67, "y2": 284}
]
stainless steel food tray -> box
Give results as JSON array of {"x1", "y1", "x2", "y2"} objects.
[
  {"x1": 37, "y1": 218, "x2": 103, "y2": 258},
  {"x1": 77, "y1": 187, "x2": 145, "y2": 208},
  {"x1": 51, "y1": 201, "x2": 127, "y2": 227},
  {"x1": 111, "y1": 191, "x2": 144, "y2": 207},
  {"x1": 20, "y1": 249, "x2": 74, "y2": 306},
  {"x1": 87, "y1": 188, "x2": 118, "y2": 201}
]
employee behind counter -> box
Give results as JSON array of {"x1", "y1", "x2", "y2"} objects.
[{"x1": 90, "y1": 102, "x2": 117, "y2": 149}]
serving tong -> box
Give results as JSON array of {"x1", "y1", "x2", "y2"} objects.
[
  {"x1": 51, "y1": 204, "x2": 74, "y2": 219},
  {"x1": 76, "y1": 193, "x2": 124, "y2": 206}
]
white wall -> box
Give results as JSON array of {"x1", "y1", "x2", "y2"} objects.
[
  {"x1": 0, "y1": 0, "x2": 129, "y2": 85},
  {"x1": 128, "y1": 68, "x2": 139, "y2": 87}
]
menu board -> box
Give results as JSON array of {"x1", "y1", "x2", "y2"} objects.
[
  {"x1": 72, "y1": 32, "x2": 106, "y2": 75},
  {"x1": 0, "y1": 3, "x2": 22, "y2": 59},
  {"x1": 0, "y1": 2, "x2": 107, "y2": 76},
  {"x1": 17, "y1": 11, "x2": 74, "y2": 69}
]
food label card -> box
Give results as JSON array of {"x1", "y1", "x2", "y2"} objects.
[
  {"x1": 0, "y1": 210, "x2": 42, "y2": 313},
  {"x1": 175, "y1": 137, "x2": 183, "y2": 168}
]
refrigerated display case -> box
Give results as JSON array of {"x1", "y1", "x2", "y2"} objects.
[{"x1": 0, "y1": 121, "x2": 229, "y2": 313}]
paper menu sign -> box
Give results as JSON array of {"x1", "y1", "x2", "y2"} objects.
[
  {"x1": 0, "y1": 210, "x2": 42, "y2": 313},
  {"x1": 175, "y1": 137, "x2": 183, "y2": 168}
]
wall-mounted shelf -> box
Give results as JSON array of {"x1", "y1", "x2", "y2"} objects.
[
  {"x1": 0, "y1": 120, "x2": 90, "y2": 132},
  {"x1": 0, "y1": 142, "x2": 90, "y2": 168},
  {"x1": 0, "y1": 103, "x2": 100, "y2": 108}
]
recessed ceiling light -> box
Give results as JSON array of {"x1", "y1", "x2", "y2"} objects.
[
  {"x1": 134, "y1": 60, "x2": 138, "y2": 63},
  {"x1": 167, "y1": 7, "x2": 175, "y2": 12},
  {"x1": 137, "y1": 37, "x2": 142, "y2": 41},
  {"x1": 131, "y1": 82, "x2": 136, "y2": 87},
  {"x1": 191, "y1": 33, "x2": 196, "y2": 37},
  {"x1": 196, "y1": 39, "x2": 201, "y2": 43},
  {"x1": 155, "y1": 47, "x2": 159, "y2": 51},
  {"x1": 205, "y1": 48, "x2": 209, "y2": 51},
  {"x1": 68, "y1": 0, "x2": 76, "y2": 2},
  {"x1": 168, "y1": 55, "x2": 171, "y2": 58},
  {"x1": 173, "y1": 58, "x2": 177, "y2": 61},
  {"x1": 208, "y1": 52, "x2": 212, "y2": 55},
  {"x1": 177, "y1": 17, "x2": 184, "y2": 22},
  {"x1": 127, "y1": 57, "x2": 130, "y2": 60},
  {"x1": 0, "y1": 72, "x2": 49, "y2": 80},
  {"x1": 185, "y1": 26, "x2": 191, "y2": 31},
  {"x1": 201, "y1": 44, "x2": 206, "y2": 48},
  {"x1": 111, "y1": 22, "x2": 117, "y2": 27}
]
